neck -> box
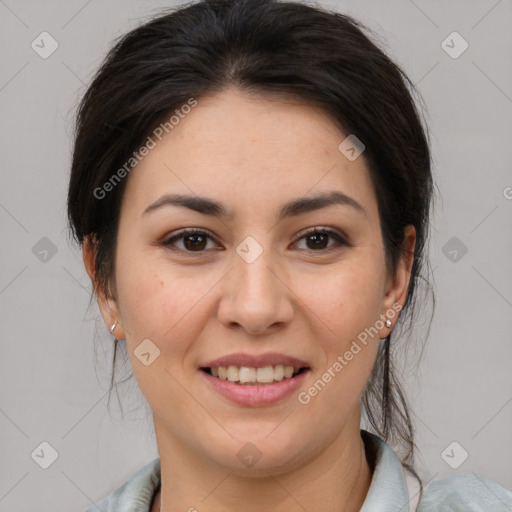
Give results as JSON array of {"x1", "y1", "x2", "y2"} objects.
[{"x1": 152, "y1": 416, "x2": 373, "y2": 512}]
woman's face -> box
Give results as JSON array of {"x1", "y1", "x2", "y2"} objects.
[{"x1": 88, "y1": 88, "x2": 415, "y2": 475}]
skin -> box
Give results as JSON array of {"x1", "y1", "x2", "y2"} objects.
[{"x1": 84, "y1": 87, "x2": 415, "y2": 512}]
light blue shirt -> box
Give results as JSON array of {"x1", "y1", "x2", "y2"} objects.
[{"x1": 83, "y1": 430, "x2": 512, "y2": 511}]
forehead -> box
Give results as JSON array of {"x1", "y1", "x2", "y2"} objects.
[{"x1": 121, "y1": 88, "x2": 378, "y2": 223}]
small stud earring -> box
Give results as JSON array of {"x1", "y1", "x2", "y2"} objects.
[
  {"x1": 385, "y1": 319, "x2": 392, "y2": 328},
  {"x1": 110, "y1": 320, "x2": 118, "y2": 337}
]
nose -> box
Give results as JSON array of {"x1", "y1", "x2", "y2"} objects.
[{"x1": 217, "y1": 245, "x2": 294, "y2": 335}]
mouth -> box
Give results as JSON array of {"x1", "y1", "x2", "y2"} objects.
[
  {"x1": 200, "y1": 365, "x2": 309, "y2": 385},
  {"x1": 198, "y1": 353, "x2": 311, "y2": 406}
]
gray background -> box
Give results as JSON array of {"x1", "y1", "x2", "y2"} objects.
[{"x1": 1, "y1": 0, "x2": 511, "y2": 510}]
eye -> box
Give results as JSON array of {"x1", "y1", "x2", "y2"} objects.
[
  {"x1": 293, "y1": 227, "x2": 350, "y2": 252},
  {"x1": 161, "y1": 227, "x2": 350, "y2": 254},
  {"x1": 161, "y1": 228, "x2": 219, "y2": 253}
]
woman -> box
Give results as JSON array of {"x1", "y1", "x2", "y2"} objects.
[{"x1": 68, "y1": 0, "x2": 512, "y2": 510}]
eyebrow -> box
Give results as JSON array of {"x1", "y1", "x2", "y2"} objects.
[{"x1": 142, "y1": 191, "x2": 366, "y2": 220}]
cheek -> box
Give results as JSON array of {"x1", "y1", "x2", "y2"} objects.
[
  {"x1": 113, "y1": 261, "x2": 204, "y2": 410},
  {"x1": 115, "y1": 250, "x2": 216, "y2": 359},
  {"x1": 290, "y1": 258, "x2": 383, "y2": 405},
  {"x1": 292, "y1": 257, "x2": 385, "y2": 342}
]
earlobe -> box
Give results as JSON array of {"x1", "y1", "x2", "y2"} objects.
[{"x1": 110, "y1": 319, "x2": 121, "y2": 340}]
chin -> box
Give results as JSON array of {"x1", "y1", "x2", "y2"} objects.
[{"x1": 205, "y1": 431, "x2": 309, "y2": 475}]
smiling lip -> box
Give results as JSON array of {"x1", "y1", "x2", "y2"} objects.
[
  {"x1": 200, "y1": 367, "x2": 310, "y2": 407},
  {"x1": 199, "y1": 352, "x2": 311, "y2": 407}
]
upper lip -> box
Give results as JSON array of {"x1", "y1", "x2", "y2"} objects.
[{"x1": 201, "y1": 352, "x2": 310, "y2": 369}]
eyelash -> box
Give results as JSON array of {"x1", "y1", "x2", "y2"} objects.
[{"x1": 161, "y1": 227, "x2": 351, "y2": 254}]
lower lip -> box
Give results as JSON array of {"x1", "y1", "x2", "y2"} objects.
[{"x1": 199, "y1": 369, "x2": 310, "y2": 407}]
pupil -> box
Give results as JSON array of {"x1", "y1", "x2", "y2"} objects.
[
  {"x1": 308, "y1": 233, "x2": 328, "y2": 249},
  {"x1": 185, "y1": 234, "x2": 206, "y2": 251}
]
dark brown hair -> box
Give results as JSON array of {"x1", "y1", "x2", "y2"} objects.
[{"x1": 67, "y1": 0, "x2": 435, "y2": 495}]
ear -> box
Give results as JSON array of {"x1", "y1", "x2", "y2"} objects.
[
  {"x1": 378, "y1": 224, "x2": 416, "y2": 337},
  {"x1": 83, "y1": 235, "x2": 126, "y2": 340}
]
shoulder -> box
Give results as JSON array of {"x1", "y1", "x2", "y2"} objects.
[
  {"x1": 417, "y1": 472, "x2": 512, "y2": 512},
  {"x1": 82, "y1": 457, "x2": 161, "y2": 512}
]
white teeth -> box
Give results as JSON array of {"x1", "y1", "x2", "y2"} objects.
[
  {"x1": 239, "y1": 367, "x2": 256, "y2": 383},
  {"x1": 273, "y1": 365, "x2": 284, "y2": 381},
  {"x1": 208, "y1": 365, "x2": 302, "y2": 384},
  {"x1": 256, "y1": 366, "x2": 274, "y2": 383},
  {"x1": 227, "y1": 365, "x2": 239, "y2": 382}
]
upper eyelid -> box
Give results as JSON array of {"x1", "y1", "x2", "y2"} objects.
[{"x1": 295, "y1": 226, "x2": 346, "y2": 239}]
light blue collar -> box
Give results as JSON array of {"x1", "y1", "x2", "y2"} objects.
[{"x1": 360, "y1": 429, "x2": 413, "y2": 512}]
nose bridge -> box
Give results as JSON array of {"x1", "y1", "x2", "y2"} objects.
[
  {"x1": 218, "y1": 234, "x2": 293, "y2": 333},
  {"x1": 234, "y1": 236, "x2": 281, "y2": 303}
]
